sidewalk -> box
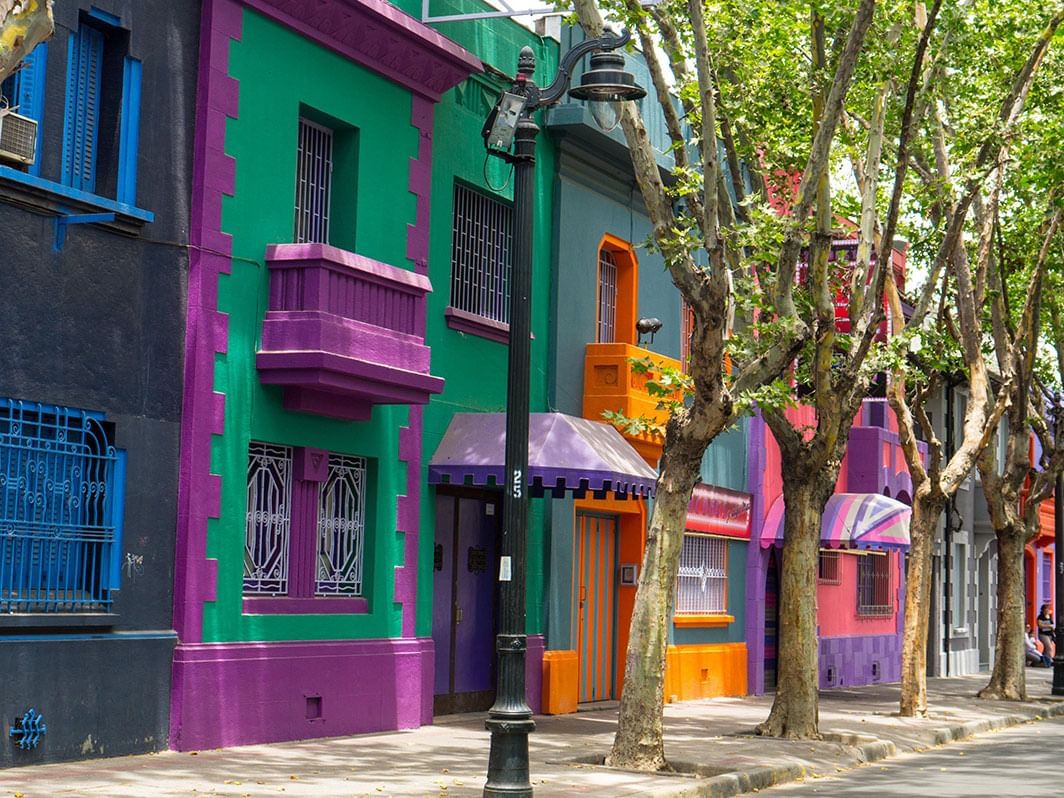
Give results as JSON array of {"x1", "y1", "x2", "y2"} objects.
[{"x1": 4, "y1": 670, "x2": 1063, "y2": 798}]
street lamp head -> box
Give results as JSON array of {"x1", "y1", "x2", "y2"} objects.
[
  {"x1": 567, "y1": 50, "x2": 647, "y2": 133},
  {"x1": 636, "y1": 316, "x2": 663, "y2": 345}
]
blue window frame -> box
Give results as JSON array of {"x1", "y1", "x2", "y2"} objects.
[
  {"x1": 0, "y1": 398, "x2": 125, "y2": 613},
  {"x1": 1, "y1": 42, "x2": 48, "y2": 175},
  {"x1": 59, "y1": 12, "x2": 142, "y2": 204}
]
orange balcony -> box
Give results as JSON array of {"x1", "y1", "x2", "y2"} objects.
[{"x1": 582, "y1": 342, "x2": 681, "y2": 465}]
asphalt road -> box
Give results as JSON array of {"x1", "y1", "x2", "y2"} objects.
[{"x1": 764, "y1": 715, "x2": 1064, "y2": 797}]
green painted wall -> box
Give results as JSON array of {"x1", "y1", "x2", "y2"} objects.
[
  {"x1": 671, "y1": 540, "x2": 748, "y2": 646},
  {"x1": 700, "y1": 417, "x2": 750, "y2": 493},
  {"x1": 202, "y1": 9, "x2": 421, "y2": 643},
  {"x1": 417, "y1": 14, "x2": 558, "y2": 640}
]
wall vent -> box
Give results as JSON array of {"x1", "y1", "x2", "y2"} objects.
[{"x1": 0, "y1": 109, "x2": 37, "y2": 165}]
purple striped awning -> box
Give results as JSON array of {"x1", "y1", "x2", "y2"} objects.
[
  {"x1": 428, "y1": 413, "x2": 658, "y2": 498},
  {"x1": 759, "y1": 492, "x2": 911, "y2": 550}
]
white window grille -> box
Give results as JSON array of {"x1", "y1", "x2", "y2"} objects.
[
  {"x1": 316, "y1": 453, "x2": 366, "y2": 596},
  {"x1": 450, "y1": 182, "x2": 512, "y2": 323},
  {"x1": 675, "y1": 534, "x2": 727, "y2": 615},
  {"x1": 294, "y1": 117, "x2": 334, "y2": 244},
  {"x1": 857, "y1": 552, "x2": 892, "y2": 616},
  {"x1": 597, "y1": 249, "x2": 618, "y2": 343},
  {"x1": 244, "y1": 442, "x2": 293, "y2": 595},
  {"x1": 818, "y1": 550, "x2": 841, "y2": 584}
]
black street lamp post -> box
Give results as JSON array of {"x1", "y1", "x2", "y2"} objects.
[
  {"x1": 1053, "y1": 473, "x2": 1064, "y2": 695},
  {"x1": 480, "y1": 31, "x2": 645, "y2": 797}
]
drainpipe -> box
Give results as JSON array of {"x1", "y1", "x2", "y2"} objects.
[{"x1": 944, "y1": 381, "x2": 955, "y2": 677}]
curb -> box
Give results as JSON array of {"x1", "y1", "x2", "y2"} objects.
[{"x1": 646, "y1": 700, "x2": 1064, "y2": 798}]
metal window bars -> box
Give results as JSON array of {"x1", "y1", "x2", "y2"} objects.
[
  {"x1": 244, "y1": 442, "x2": 293, "y2": 595},
  {"x1": 0, "y1": 399, "x2": 119, "y2": 613},
  {"x1": 450, "y1": 182, "x2": 513, "y2": 323},
  {"x1": 856, "y1": 551, "x2": 892, "y2": 616},
  {"x1": 315, "y1": 453, "x2": 366, "y2": 596},
  {"x1": 675, "y1": 534, "x2": 727, "y2": 615},
  {"x1": 597, "y1": 248, "x2": 618, "y2": 343},
  {"x1": 818, "y1": 550, "x2": 841, "y2": 584},
  {"x1": 294, "y1": 117, "x2": 334, "y2": 245}
]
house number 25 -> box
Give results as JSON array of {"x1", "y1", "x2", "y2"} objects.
[{"x1": 511, "y1": 469, "x2": 523, "y2": 499}]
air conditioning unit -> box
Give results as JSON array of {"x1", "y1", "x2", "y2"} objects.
[{"x1": 0, "y1": 109, "x2": 38, "y2": 166}]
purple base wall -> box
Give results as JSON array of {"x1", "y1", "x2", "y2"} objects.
[
  {"x1": 525, "y1": 634, "x2": 544, "y2": 714},
  {"x1": 170, "y1": 637, "x2": 435, "y2": 750},
  {"x1": 171, "y1": 633, "x2": 544, "y2": 751},
  {"x1": 819, "y1": 634, "x2": 902, "y2": 689}
]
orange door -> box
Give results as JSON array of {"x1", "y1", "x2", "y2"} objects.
[{"x1": 575, "y1": 511, "x2": 619, "y2": 703}]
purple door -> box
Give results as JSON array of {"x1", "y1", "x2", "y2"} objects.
[{"x1": 432, "y1": 491, "x2": 499, "y2": 715}]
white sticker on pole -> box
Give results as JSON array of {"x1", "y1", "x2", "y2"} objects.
[{"x1": 499, "y1": 556, "x2": 513, "y2": 582}]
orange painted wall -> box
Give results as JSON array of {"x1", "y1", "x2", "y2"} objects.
[
  {"x1": 574, "y1": 495, "x2": 647, "y2": 701},
  {"x1": 664, "y1": 643, "x2": 747, "y2": 702}
]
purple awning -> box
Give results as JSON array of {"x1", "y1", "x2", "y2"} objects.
[{"x1": 428, "y1": 413, "x2": 658, "y2": 498}]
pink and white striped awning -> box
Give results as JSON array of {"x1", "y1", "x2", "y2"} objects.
[{"x1": 759, "y1": 492, "x2": 911, "y2": 550}]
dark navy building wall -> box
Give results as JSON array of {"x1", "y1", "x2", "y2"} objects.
[{"x1": 0, "y1": 0, "x2": 197, "y2": 766}]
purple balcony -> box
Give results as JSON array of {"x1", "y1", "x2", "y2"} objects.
[{"x1": 256, "y1": 243, "x2": 443, "y2": 420}]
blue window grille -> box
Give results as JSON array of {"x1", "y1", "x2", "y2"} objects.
[
  {"x1": 1, "y1": 42, "x2": 48, "y2": 175},
  {"x1": 0, "y1": 399, "x2": 125, "y2": 613}
]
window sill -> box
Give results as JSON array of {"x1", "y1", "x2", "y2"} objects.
[
  {"x1": 673, "y1": 613, "x2": 734, "y2": 628},
  {"x1": 242, "y1": 596, "x2": 369, "y2": 615},
  {"x1": 0, "y1": 165, "x2": 154, "y2": 234},
  {"x1": 0, "y1": 612, "x2": 119, "y2": 629},
  {"x1": 445, "y1": 306, "x2": 511, "y2": 344}
]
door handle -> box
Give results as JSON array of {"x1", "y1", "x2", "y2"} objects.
[{"x1": 455, "y1": 605, "x2": 463, "y2": 624}]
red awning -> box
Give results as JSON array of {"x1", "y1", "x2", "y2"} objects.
[{"x1": 686, "y1": 484, "x2": 752, "y2": 539}]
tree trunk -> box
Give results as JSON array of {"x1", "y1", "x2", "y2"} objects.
[
  {"x1": 755, "y1": 478, "x2": 831, "y2": 739},
  {"x1": 606, "y1": 441, "x2": 703, "y2": 771},
  {"x1": 978, "y1": 526, "x2": 1028, "y2": 700},
  {"x1": 899, "y1": 495, "x2": 944, "y2": 717}
]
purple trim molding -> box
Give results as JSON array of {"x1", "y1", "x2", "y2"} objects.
[
  {"x1": 170, "y1": 637, "x2": 435, "y2": 750},
  {"x1": 172, "y1": 0, "x2": 243, "y2": 648},
  {"x1": 445, "y1": 306, "x2": 511, "y2": 344},
  {"x1": 242, "y1": 596, "x2": 369, "y2": 614},
  {"x1": 244, "y1": 0, "x2": 481, "y2": 101}
]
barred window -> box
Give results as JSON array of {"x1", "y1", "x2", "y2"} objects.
[
  {"x1": 244, "y1": 442, "x2": 293, "y2": 595},
  {"x1": 0, "y1": 399, "x2": 123, "y2": 613},
  {"x1": 818, "y1": 550, "x2": 841, "y2": 584},
  {"x1": 294, "y1": 117, "x2": 334, "y2": 244},
  {"x1": 450, "y1": 183, "x2": 512, "y2": 324},
  {"x1": 597, "y1": 249, "x2": 618, "y2": 343},
  {"x1": 244, "y1": 443, "x2": 370, "y2": 604},
  {"x1": 857, "y1": 552, "x2": 892, "y2": 616},
  {"x1": 675, "y1": 534, "x2": 727, "y2": 615},
  {"x1": 316, "y1": 454, "x2": 366, "y2": 596}
]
